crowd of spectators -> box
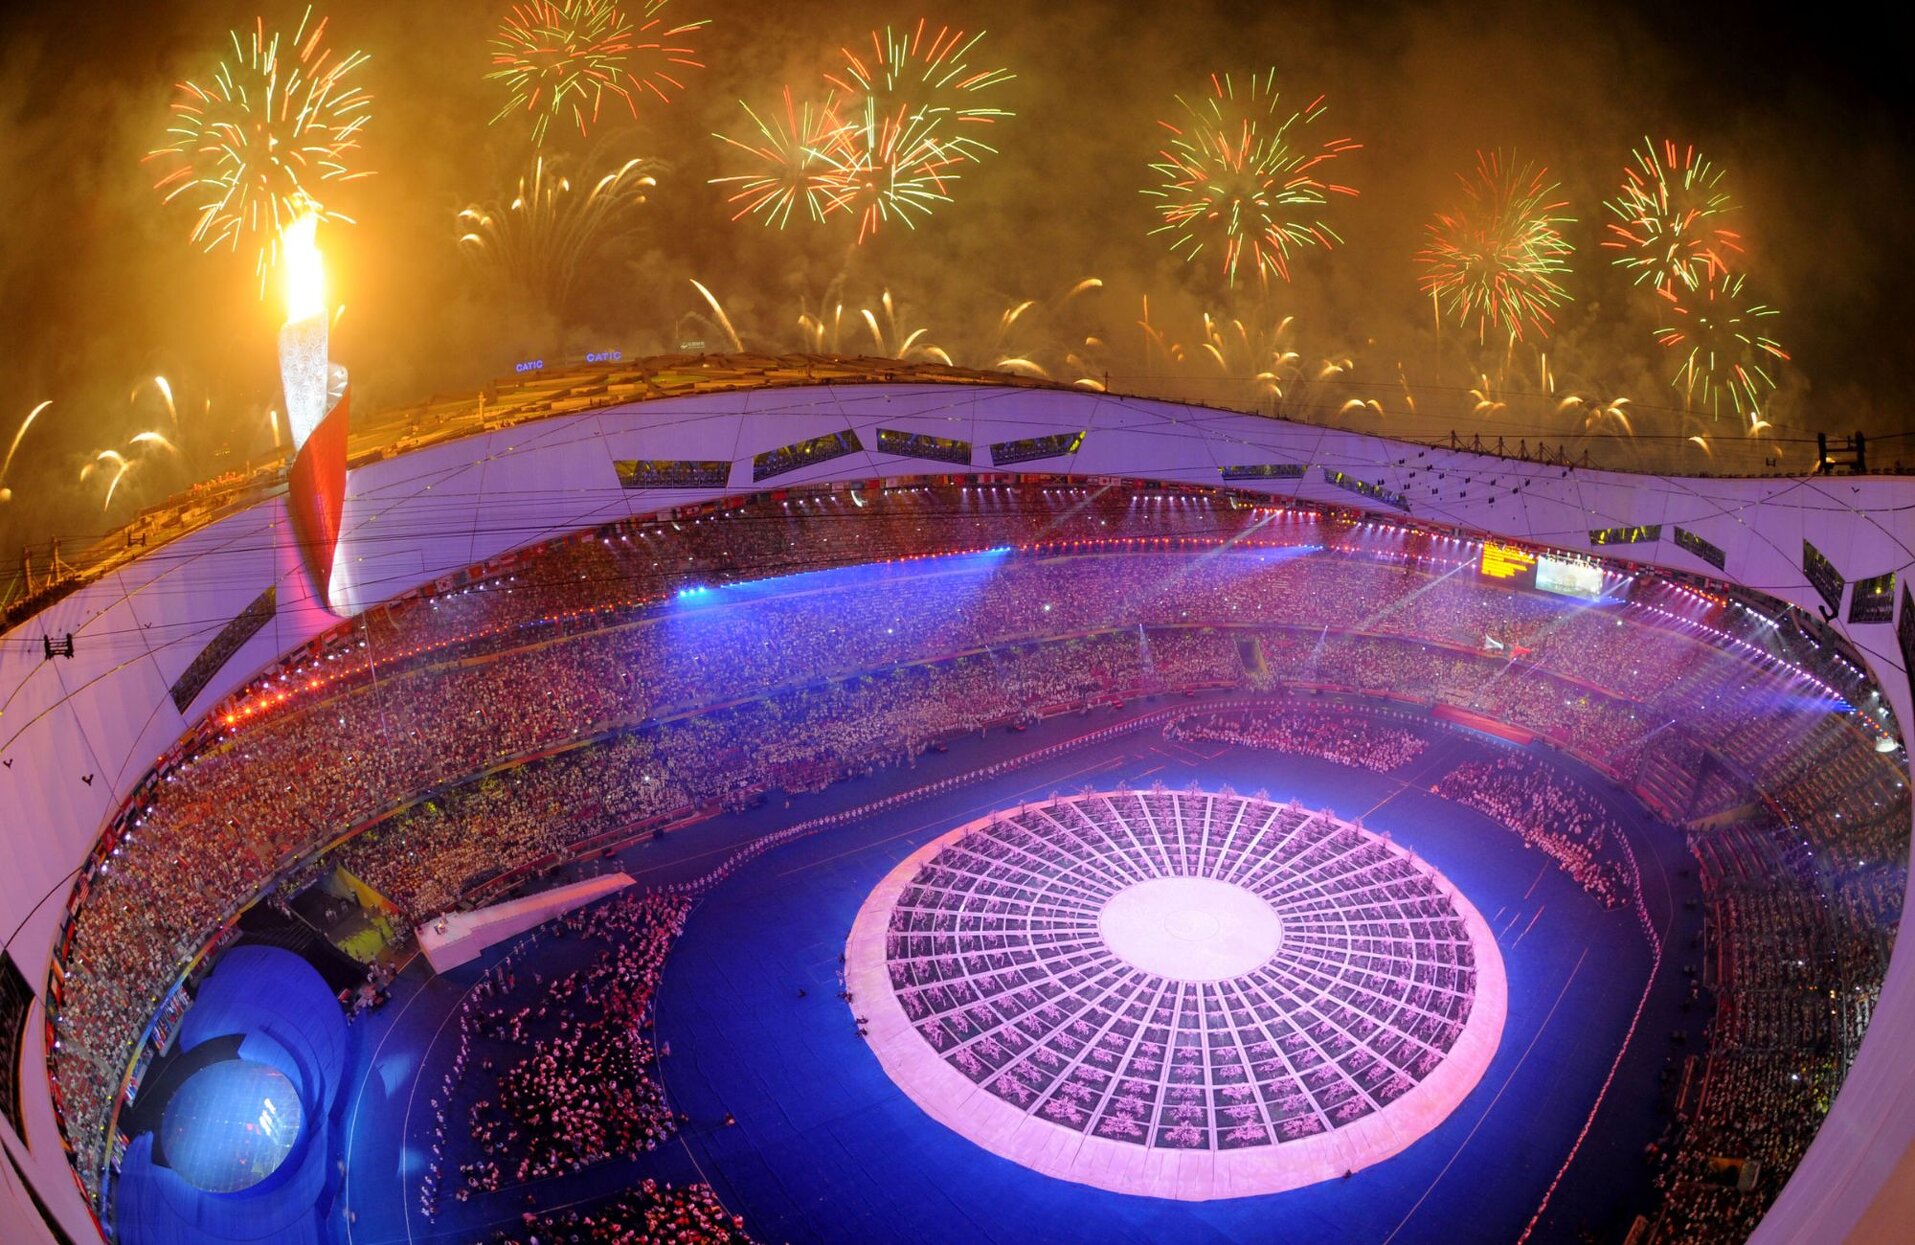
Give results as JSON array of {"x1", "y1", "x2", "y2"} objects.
[
  {"x1": 51, "y1": 482, "x2": 1906, "y2": 1206},
  {"x1": 1165, "y1": 703, "x2": 1431, "y2": 772},
  {"x1": 215, "y1": 486, "x2": 1830, "y2": 761},
  {"x1": 1646, "y1": 816, "x2": 1897, "y2": 1241},
  {"x1": 319, "y1": 631, "x2": 1237, "y2": 923},
  {"x1": 489, "y1": 1178, "x2": 755, "y2": 1245},
  {"x1": 1434, "y1": 755, "x2": 1631, "y2": 908},
  {"x1": 420, "y1": 891, "x2": 689, "y2": 1220}
]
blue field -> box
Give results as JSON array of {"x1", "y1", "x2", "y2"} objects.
[{"x1": 336, "y1": 697, "x2": 1702, "y2": 1245}]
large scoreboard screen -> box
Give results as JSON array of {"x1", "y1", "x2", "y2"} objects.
[
  {"x1": 1536, "y1": 555, "x2": 1606, "y2": 599},
  {"x1": 1480, "y1": 542, "x2": 1537, "y2": 582}
]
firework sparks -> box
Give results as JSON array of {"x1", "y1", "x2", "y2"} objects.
[
  {"x1": 820, "y1": 21, "x2": 1014, "y2": 242},
  {"x1": 79, "y1": 450, "x2": 124, "y2": 484},
  {"x1": 1416, "y1": 151, "x2": 1575, "y2": 345},
  {"x1": 987, "y1": 278, "x2": 1104, "y2": 384},
  {"x1": 458, "y1": 155, "x2": 657, "y2": 313},
  {"x1": 147, "y1": 6, "x2": 371, "y2": 289},
  {"x1": 1654, "y1": 272, "x2": 1788, "y2": 417},
  {"x1": 129, "y1": 431, "x2": 180, "y2": 454},
  {"x1": 489, "y1": 0, "x2": 708, "y2": 146},
  {"x1": 687, "y1": 278, "x2": 743, "y2": 351},
  {"x1": 1, "y1": 399, "x2": 52, "y2": 489},
  {"x1": 1557, "y1": 393, "x2": 1635, "y2": 437},
  {"x1": 132, "y1": 376, "x2": 179, "y2": 423},
  {"x1": 797, "y1": 297, "x2": 850, "y2": 354},
  {"x1": 1467, "y1": 377, "x2": 1510, "y2": 422},
  {"x1": 859, "y1": 290, "x2": 952, "y2": 364},
  {"x1": 152, "y1": 376, "x2": 178, "y2": 431},
  {"x1": 1603, "y1": 139, "x2": 1741, "y2": 292},
  {"x1": 1199, "y1": 310, "x2": 1303, "y2": 399},
  {"x1": 83, "y1": 428, "x2": 186, "y2": 513},
  {"x1": 710, "y1": 88, "x2": 852, "y2": 227},
  {"x1": 1143, "y1": 69, "x2": 1360, "y2": 288},
  {"x1": 1137, "y1": 296, "x2": 1190, "y2": 371},
  {"x1": 79, "y1": 450, "x2": 134, "y2": 511}
]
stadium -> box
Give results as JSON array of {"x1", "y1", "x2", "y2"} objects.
[
  {"x1": 0, "y1": 359, "x2": 1910, "y2": 1245},
  {"x1": 3, "y1": 3, "x2": 1914, "y2": 1242}
]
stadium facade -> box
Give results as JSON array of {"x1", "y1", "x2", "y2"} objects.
[{"x1": 0, "y1": 377, "x2": 1910, "y2": 1242}]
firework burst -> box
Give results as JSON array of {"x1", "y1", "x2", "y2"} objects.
[
  {"x1": 1653, "y1": 272, "x2": 1788, "y2": 418},
  {"x1": 147, "y1": 6, "x2": 372, "y2": 288},
  {"x1": 488, "y1": 0, "x2": 708, "y2": 147},
  {"x1": 1603, "y1": 138, "x2": 1741, "y2": 293},
  {"x1": 1416, "y1": 151, "x2": 1575, "y2": 344},
  {"x1": 820, "y1": 21, "x2": 1014, "y2": 242},
  {"x1": 457, "y1": 155, "x2": 657, "y2": 312},
  {"x1": 1143, "y1": 69, "x2": 1360, "y2": 289},
  {"x1": 710, "y1": 88, "x2": 853, "y2": 227}
]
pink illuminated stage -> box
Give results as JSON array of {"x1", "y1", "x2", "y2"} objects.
[{"x1": 847, "y1": 789, "x2": 1507, "y2": 1199}]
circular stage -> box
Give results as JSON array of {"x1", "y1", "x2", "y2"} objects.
[
  {"x1": 846, "y1": 789, "x2": 1507, "y2": 1200},
  {"x1": 1098, "y1": 875, "x2": 1284, "y2": 980},
  {"x1": 159, "y1": 1059, "x2": 303, "y2": 1193}
]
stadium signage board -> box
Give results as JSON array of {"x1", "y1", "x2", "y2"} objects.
[
  {"x1": 1672, "y1": 526, "x2": 1727, "y2": 571},
  {"x1": 876, "y1": 427, "x2": 972, "y2": 466},
  {"x1": 614, "y1": 459, "x2": 732, "y2": 490},
  {"x1": 1322, "y1": 468, "x2": 1410, "y2": 513},
  {"x1": 989, "y1": 431, "x2": 1086, "y2": 467},
  {"x1": 1900, "y1": 584, "x2": 1915, "y2": 701},
  {"x1": 1220, "y1": 463, "x2": 1308, "y2": 481},
  {"x1": 1803, "y1": 540, "x2": 1846, "y2": 614},
  {"x1": 514, "y1": 359, "x2": 544, "y2": 373},
  {"x1": 1851, "y1": 572, "x2": 1896, "y2": 625},
  {"x1": 753, "y1": 430, "x2": 864, "y2": 482},
  {"x1": 0, "y1": 951, "x2": 30, "y2": 1140},
  {"x1": 169, "y1": 587, "x2": 278, "y2": 713},
  {"x1": 1588, "y1": 524, "x2": 1660, "y2": 546}
]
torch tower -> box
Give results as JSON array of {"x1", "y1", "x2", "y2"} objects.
[{"x1": 278, "y1": 204, "x2": 352, "y2": 609}]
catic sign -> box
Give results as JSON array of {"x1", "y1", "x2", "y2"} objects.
[
  {"x1": 515, "y1": 359, "x2": 545, "y2": 374},
  {"x1": 586, "y1": 350, "x2": 623, "y2": 363}
]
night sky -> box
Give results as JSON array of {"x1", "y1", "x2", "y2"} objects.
[{"x1": 0, "y1": 0, "x2": 1908, "y2": 547}]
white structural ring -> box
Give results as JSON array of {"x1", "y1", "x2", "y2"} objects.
[{"x1": 846, "y1": 789, "x2": 1508, "y2": 1200}]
